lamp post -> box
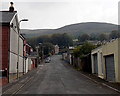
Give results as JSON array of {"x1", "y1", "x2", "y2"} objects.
[
  {"x1": 38, "y1": 43, "x2": 44, "y2": 62},
  {"x1": 19, "y1": 19, "x2": 28, "y2": 23},
  {"x1": 17, "y1": 19, "x2": 28, "y2": 79},
  {"x1": 36, "y1": 46, "x2": 40, "y2": 65}
]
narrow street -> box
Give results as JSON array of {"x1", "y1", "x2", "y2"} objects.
[{"x1": 16, "y1": 55, "x2": 118, "y2": 94}]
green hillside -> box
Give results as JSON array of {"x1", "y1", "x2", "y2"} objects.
[{"x1": 21, "y1": 22, "x2": 118, "y2": 38}]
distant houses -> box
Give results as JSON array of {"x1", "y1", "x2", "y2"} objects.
[
  {"x1": 0, "y1": 7, "x2": 38, "y2": 86},
  {"x1": 24, "y1": 43, "x2": 38, "y2": 73},
  {"x1": 54, "y1": 45, "x2": 59, "y2": 55}
]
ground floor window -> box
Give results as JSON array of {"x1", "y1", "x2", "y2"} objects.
[{"x1": 0, "y1": 70, "x2": 7, "y2": 77}]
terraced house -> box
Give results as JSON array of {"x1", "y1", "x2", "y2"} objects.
[{"x1": 0, "y1": 5, "x2": 24, "y2": 85}]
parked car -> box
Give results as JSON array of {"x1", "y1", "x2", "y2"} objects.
[{"x1": 45, "y1": 57, "x2": 51, "y2": 63}]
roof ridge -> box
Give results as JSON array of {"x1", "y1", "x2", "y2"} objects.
[
  {"x1": 0, "y1": 11, "x2": 17, "y2": 23},
  {"x1": 0, "y1": 11, "x2": 17, "y2": 12}
]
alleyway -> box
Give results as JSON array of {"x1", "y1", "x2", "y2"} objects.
[{"x1": 16, "y1": 55, "x2": 118, "y2": 94}]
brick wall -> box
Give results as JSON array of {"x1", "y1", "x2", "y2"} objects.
[
  {"x1": 26, "y1": 45, "x2": 31, "y2": 55},
  {"x1": 0, "y1": 77, "x2": 8, "y2": 86},
  {"x1": 1, "y1": 26, "x2": 10, "y2": 85},
  {"x1": 2, "y1": 26, "x2": 10, "y2": 70},
  {"x1": 23, "y1": 40, "x2": 27, "y2": 56}
]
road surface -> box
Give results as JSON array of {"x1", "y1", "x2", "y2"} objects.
[{"x1": 17, "y1": 55, "x2": 119, "y2": 94}]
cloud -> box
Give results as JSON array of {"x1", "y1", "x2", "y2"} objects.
[{"x1": 1, "y1": 0, "x2": 119, "y2": 29}]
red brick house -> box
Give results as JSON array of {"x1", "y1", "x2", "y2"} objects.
[
  {"x1": 23, "y1": 43, "x2": 38, "y2": 73},
  {"x1": 0, "y1": 9, "x2": 25, "y2": 85},
  {"x1": 0, "y1": 11, "x2": 18, "y2": 85},
  {"x1": 23, "y1": 43, "x2": 33, "y2": 73},
  {"x1": 0, "y1": 3, "x2": 37, "y2": 86}
]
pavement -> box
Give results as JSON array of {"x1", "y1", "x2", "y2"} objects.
[
  {"x1": 65, "y1": 60, "x2": 120, "y2": 94},
  {"x1": 2, "y1": 68, "x2": 37, "y2": 95},
  {"x1": 1, "y1": 55, "x2": 120, "y2": 95},
  {"x1": 80, "y1": 71, "x2": 120, "y2": 93}
]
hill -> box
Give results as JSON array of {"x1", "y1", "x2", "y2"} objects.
[
  {"x1": 21, "y1": 29, "x2": 54, "y2": 38},
  {"x1": 21, "y1": 22, "x2": 118, "y2": 38}
]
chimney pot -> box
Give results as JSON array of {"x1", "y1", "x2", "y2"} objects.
[{"x1": 9, "y1": 2, "x2": 14, "y2": 12}]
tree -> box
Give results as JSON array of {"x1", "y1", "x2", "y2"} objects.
[
  {"x1": 98, "y1": 33, "x2": 108, "y2": 41},
  {"x1": 27, "y1": 33, "x2": 73, "y2": 49},
  {"x1": 51, "y1": 33, "x2": 73, "y2": 47},
  {"x1": 78, "y1": 34, "x2": 90, "y2": 42},
  {"x1": 90, "y1": 33, "x2": 97, "y2": 40},
  {"x1": 73, "y1": 42, "x2": 96, "y2": 58},
  {"x1": 80, "y1": 42, "x2": 96, "y2": 56},
  {"x1": 42, "y1": 42, "x2": 54, "y2": 56},
  {"x1": 73, "y1": 46, "x2": 82, "y2": 58},
  {"x1": 109, "y1": 30, "x2": 120, "y2": 39}
]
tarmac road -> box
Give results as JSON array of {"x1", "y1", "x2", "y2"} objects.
[{"x1": 16, "y1": 55, "x2": 119, "y2": 95}]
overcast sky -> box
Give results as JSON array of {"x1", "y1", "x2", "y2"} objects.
[{"x1": 1, "y1": 0, "x2": 120, "y2": 29}]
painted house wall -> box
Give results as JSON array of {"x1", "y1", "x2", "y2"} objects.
[
  {"x1": 9, "y1": 14, "x2": 24, "y2": 79},
  {"x1": 19, "y1": 37, "x2": 23, "y2": 57},
  {"x1": 91, "y1": 38, "x2": 120, "y2": 82},
  {"x1": 19, "y1": 37, "x2": 24, "y2": 73},
  {"x1": 0, "y1": 26, "x2": 2, "y2": 70},
  {"x1": 9, "y1": 15, "x2": 19, "y2": 74},
  {"x1": 118, "y1": 39, "x2": 120, "y2": 82},
  {"x1": 28, "y1": 58, "x2": 32, "y2": 71},
  {"x1": 23, "y1": 58, "x2": 28, "y2": 74},
  {"x1": 91, "y1": 47, "x2": 104, "y2": 79},
  {"x1": 9, "y1": 52, "x2": 17, "y2": 73},
  {"x1": 25, "y1": 58, "x2": 29, "y2": 73},
  {"x1": 102, "y1": 39, "x2": 119, "y2": 82},
  {"x1": 19, "y1": 56, "x2": 23, "y2": 73}
]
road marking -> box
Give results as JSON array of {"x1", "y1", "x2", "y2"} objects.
[
  {"x1": 39, "y1": 65, "x2": 44, "y2": 67},
  {"x1": 2, "y1": 76, "x2": 33, "y2": 95},
  {"x1": 11, "y1": 77, "x2": 34, "y2": 95}
]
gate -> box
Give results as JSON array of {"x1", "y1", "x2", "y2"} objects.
[
  {"x1": 105, "y1": 54, "x2": 115, "y2": 82},
  {"x1": 93, "y1": 54, "x2": 98, "y2": 74}
]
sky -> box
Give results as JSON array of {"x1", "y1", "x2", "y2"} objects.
[{"x1": 1, "y1": 0, "x2": 120, "y2": 29}]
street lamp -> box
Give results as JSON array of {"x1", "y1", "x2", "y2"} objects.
[
  {"x1": 17, "y1": 19, "x2": 28, "y2": 79},
  {"x1": 19, "y1": 19, "x2": 28, "y2": 30},
  {"x1": 38, "y1": 43, "x2": 44, "y2": 62},
  {"x1": 19, "y1": 19, "x2": 29, "y2": 23}
]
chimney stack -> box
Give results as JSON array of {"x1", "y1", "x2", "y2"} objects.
[{"x1": 9, "y1": 2, "x2": 14, "y2": 12}]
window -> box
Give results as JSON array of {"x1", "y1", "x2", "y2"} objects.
[{"x1": 0, "y1": 70, "x2": 7, "y2": 77}]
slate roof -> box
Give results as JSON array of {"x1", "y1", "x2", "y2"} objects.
[{"x1": 0, "y1": 11, "x2": 17, "y2": 24}]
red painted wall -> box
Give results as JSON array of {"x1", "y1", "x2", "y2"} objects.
[
  {"x1": 31, "y1": 59, "x2": 36, "y2": 69},
  {"x1": 0, "y1": 78, "x2": 8, "y2": 86},
  {"x1": 26, "y1": 45, "x2": 31, "y2": 55},
  {"x1": 23, "y1": 40, "x2": 27, "y2": 56},
  {"x1": 2, "y1": 26, "x2": 10, "y2": 70},
  {"x1": 0, "y1": 26, "x2": 10, "y2": 86}
]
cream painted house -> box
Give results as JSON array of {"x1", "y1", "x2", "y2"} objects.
[
  {"x1": 9, "y1": 12, "x2": 25, "y2": 81},
  {"x1": 91, "y1": 38, "x2": 120, "y2": 82},
  {"x1": 91, "y1": 46, "x2": 104, "y2": 79}
]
